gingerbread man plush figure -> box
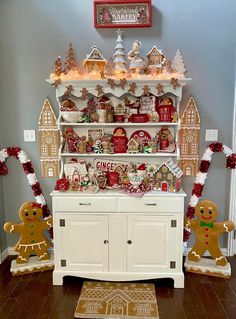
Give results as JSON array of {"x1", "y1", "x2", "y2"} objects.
[
  {"x1": 4, "y1": 202, "x2": 53, "y2": 264},
  {"x1": 186, "y1": 200, "x2": 235, "y2": 266}
]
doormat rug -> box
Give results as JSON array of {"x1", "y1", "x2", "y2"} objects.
[{"x1": 74, "y1": 281, "x2": 159, "y2": 319}]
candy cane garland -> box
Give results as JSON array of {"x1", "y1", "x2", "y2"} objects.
[
  {"x1": 0, "y1": 147, "x2": 50, "y2": 218},
  {"x1": 184, "y1": 142, "x2": 236, "y2": 242}
]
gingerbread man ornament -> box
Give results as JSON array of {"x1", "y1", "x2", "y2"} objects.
[
  {"x1": 4, "y1": 202, "x2": 53, "y2": 264},
  {"x1": 185, "y1": 200, "x2": 235, "y2": 266}
]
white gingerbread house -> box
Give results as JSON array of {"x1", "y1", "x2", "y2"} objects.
[
  {"x1": 38, "y1": 99, "x2": 60, "y2": 178},
  {"x1": 178, "y1": 97, "x2": 201, "y2": 176},
  {"x1": 64, "y1": 161, "x2": 88, "y2": 183}
]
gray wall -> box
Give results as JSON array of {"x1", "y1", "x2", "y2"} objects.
[{"x1": 0, "y1": 0, "x2": 235, "y2": 248}]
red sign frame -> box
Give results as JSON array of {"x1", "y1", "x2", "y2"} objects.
[{"x1": 94, "y1": 0, "x2": 152, "y2": 28}]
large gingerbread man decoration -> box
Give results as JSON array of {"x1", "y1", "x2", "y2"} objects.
[
  {"x1": 4, "y1": 202, "x2": 53, "y2": 264},
  {"x1": 185, "y1": 200, "x2": 235, "y2": 266}
]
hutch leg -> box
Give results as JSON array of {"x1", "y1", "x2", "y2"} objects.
[
  {"x1": 53, "y1": 271, "x2": 64, "y2": 286},
  {"x1": 173, "y1": 273, "x2": 185, "y2": 288}
]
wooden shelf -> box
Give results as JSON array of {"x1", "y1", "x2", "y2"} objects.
[
  {"x1": 60, "y1": 152, "x2": 179, "y2": 158},
  {"x1": 59, "y1": 122, "x2": 180, "y2": 127}
]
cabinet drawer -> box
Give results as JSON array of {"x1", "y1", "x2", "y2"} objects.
[
  {"x1": 53, "y1": 197, "x2": 116, "y2": 212},
  {"x1": 118, "y1": 197, "x2": 183, "y2": 213}
]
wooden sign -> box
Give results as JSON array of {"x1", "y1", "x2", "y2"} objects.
[
  {"x1": 94, "y1": 158, "x2": 130, "y2": 172},
  {"x1": 94, "y1": 0, "x2": 152, "y2": 28}
]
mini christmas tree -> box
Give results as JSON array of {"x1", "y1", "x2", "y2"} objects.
[
  {"x1": 54, "y1": 56, "x2": 63, "y2": 77},
  {"x1": 113, "y1": 30, "x2": 127, "y2": 74},
  {"x1": 172, "y1": 49, "x2": 186, "y2": 75},
  {"x1": 64, "y1": 43, "x2": 79, "y2": 74}
]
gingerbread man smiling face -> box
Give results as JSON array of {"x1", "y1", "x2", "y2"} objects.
[
  {"x1": 185, "y1": 200, "x2": 235, "y2": 266},
  {"x1": 19, "y1": 202, "x2": 43, "y2": 223},
  {"x1": 195, "y1": 200, "x2": 218, "y2": 224}
]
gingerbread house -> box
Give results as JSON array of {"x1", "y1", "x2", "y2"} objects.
[
  {"x1": 83, "y1": 43, "x2": 107, "y2": 73},
  {"x1": 64, "y1": 161, "x2": 88, "y2": 183},
  {"x1": 153, "y1": 159, "x2": 183, "y2": 192},
  {"x1": 127, "y1": 138, "x2": 140, "y2": 154},
  {"x1": 115, "y1": 104, "x2": 125, "y2": 115},
  {"x1": 178, "y1": 97, "x2": 201, "y2": 176},
  {"x1": 146, "y1": 45, "x2": 166, "y2": 72},
  {"x1": 38, "y1": 99, "x2": 60, "y2": 178}
]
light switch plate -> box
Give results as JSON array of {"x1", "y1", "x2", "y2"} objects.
[
  {"x1": 24, "y1": 130, "x2": 36, "y2": 142},
  {"x1": 205, "y1": 129, "x2": 218, "y2": 141}
]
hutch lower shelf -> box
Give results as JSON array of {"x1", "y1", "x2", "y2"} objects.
[{"x1": 51, "y1": 190, "x2": 186, "y2": 288}]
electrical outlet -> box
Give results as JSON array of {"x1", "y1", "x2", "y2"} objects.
[
  {"x1": 24, "y1": 130, "x2": 36, "y2": 142},
  {"x1": 205, "y1": 129, "x2": 218, "y2": 142}
]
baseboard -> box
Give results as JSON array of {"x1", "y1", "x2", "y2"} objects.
[{"x1": 1, "y1": 248, "x2": 9, "y2": 263}]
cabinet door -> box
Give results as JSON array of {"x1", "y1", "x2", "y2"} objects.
[
  {"x1": 62, "y1": 214, "x2": 109, "y2": 272},
  {"x1": 127, "y1": 215, "x2": 176, "y2": 273}
]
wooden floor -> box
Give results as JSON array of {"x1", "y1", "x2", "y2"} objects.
[{"x1": 0, "y1": 256, "x2": 236, "y2": 319}]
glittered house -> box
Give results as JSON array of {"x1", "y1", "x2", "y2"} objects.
[
  {"x1": 146, "y1": 45, "x2": 166, "y2": 72},
  {"x1": 83, "y1": 43, "x2": 107, "y2": 73}
]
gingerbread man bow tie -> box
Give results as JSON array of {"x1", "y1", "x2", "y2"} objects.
[{"x1": 200, "y1": 221, "x2": 213, "y2": 228}]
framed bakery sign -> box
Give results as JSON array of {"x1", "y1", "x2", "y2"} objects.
[{"x1": 94, "y1": 0, "x2": 152, "y2": 28}]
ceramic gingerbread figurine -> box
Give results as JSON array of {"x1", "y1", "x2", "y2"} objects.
[
  {"x1": 4, "y1": 202, "x2": 53, "y2": 264},
  {"x1": 185, "y1": 200, "x2": 235, "y2": 266}
]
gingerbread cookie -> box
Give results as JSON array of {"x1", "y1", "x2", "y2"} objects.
[
  {"x1": 4, "y1": 202, "x2": 53, "y2": 264},
  {"x1": 185, "y1": 200, "x2": 235, "y2": 266}
]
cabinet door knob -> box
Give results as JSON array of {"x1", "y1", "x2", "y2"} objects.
[
  {"x1": 145, "y1": 203, "x2": 157, "y2": 206},
  {"x1": 104, "y1": 240, "x2": 109, "y2": 244},
  {"x1": 127, "y1": 240, "x2": 132, "y2": 244}
]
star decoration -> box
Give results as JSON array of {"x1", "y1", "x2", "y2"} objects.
[
  {"x1": 119, "y1": 78, "x2": 127, "y2": 89},
  {"x1": 142, "y1": 85, "x2": 150, "y2": 96},
  {"x1": 95, "y1": 84, "x2": 104, "y2": 96},
  {"x1": 65, "y1": 85, "x2": 74, "y2": 96},
  {"x1": 116, "y1": 28, "x2": 123, "y2": 38},
  {"x1": 128, "y1": 82, "x2": 137, "y2": 94},
  {"x1": 107, "y1": 78, "x2": 116, "y2": 90},
  {"x1": 51, "y1": 79, "x2": 61, "y2": 88},
  {"x1": 80, "y1": 88, "x2": 89, "y2": 100},
  {"x1": 170, "y1": 78, "x2": 180, "y2": 89},
  {"x1": 156, "y1": 83, "x2": 165, "y2": 95}
]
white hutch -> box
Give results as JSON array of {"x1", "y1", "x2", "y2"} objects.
[{"x1": 50, "y1": 78, "x2": 190, "y2": 288}]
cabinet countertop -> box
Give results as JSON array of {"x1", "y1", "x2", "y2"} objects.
[{"x1": 50, "y1": 189, "x2": 187, "y2": 197}]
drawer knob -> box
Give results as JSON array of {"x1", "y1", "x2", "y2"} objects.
[
  {"x1": 79, "y1": 202, "x2": 91, "y2": 206},
  {"x1": 104, "y1": 240, "x2": 109, "y2": 244},
  {"x1": 145, "y1": 203, "x2": 157, "y2": 206},
  {"x1": 127, "y1": 240, "x2": 132, "y2": 245}
]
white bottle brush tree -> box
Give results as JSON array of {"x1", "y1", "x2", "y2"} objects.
[
  {"x1": 113, "y1": 29, "x2": 127, "y2": 74},
  {"x1": 172, "y1": 49, "x2": 186, "y2": 75}
]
